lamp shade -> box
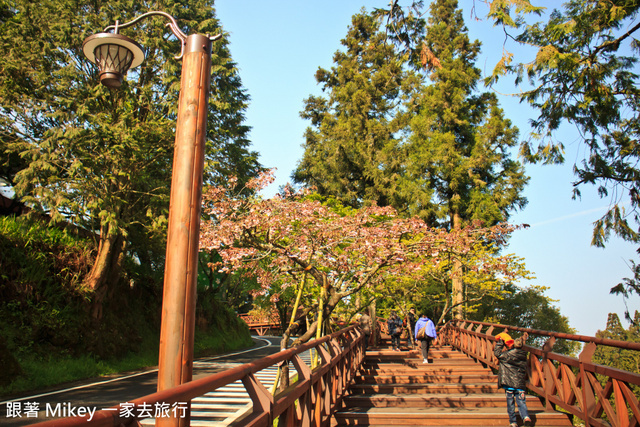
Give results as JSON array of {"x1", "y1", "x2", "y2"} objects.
[{"x1": 82, "y1": 33, "x2": 145, "y2": 88}]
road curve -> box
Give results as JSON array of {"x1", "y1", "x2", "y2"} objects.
[{"x1": 0, "y1": 336, "x2": 282, "y2": 426}]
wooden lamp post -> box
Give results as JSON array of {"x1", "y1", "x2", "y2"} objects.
[{"x1": 83, "y1": 12, "x2": 220, "y2": 426}]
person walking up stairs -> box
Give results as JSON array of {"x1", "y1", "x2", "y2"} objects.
[{"x1": 414, "y1": 312, "x2": 436, "y2": 363}]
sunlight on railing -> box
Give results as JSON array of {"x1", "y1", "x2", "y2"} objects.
[{"x1": 442, "y1": 320, "x2": 640, "y2": 427}]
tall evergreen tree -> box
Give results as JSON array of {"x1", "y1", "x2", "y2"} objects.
[
  {"x1": 594, "y1": 313, "x2": 640, "y2": 382},
  {"x1": 293, "y1": 10, "x2": 414, "y2": 209},
  {"x1": 387, "y1": 0, "x2": 529, "y2": 319},
  {"x1": 297, "y1": 2, "x2": 528, "y2": 226},
  {"x1": 398, "y1": 0, "x2": 528, "y2": 229},
  {"x1": 0, "y1": 0, "x2": 262, "y2": 317}
]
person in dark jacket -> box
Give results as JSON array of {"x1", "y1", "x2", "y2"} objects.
[
  {"x1": 358, "y1": 309, "x2": 372, "y2": 350},
  {"x1": 407, "y1": 308, "x2": 417, "y2": 347},
  {"x1": 494, "y1": 332, "x2": 532, "y2": 427},
  {"x1": 387, "y1": 311, "x2": 403, "y2": 351}
]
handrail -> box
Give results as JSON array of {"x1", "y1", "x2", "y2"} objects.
[
  {"x1": 441, "y1": 320, "x2": 640, "y2": 427},
  {"x1": 31, "y1": 324, "x2": 365, "y2": 427},
  {"x1": 458, "y1": 319, "x2": 640, "y2": 351}
]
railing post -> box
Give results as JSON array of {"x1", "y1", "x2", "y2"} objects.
[
  {"x1": 328, "y1": 338, "x2": 343, "y2": 396},
  {"x1": 315, "y1": 344, "x2": 332, "y2": 426},
  {"x1": 579, "y1": 342, "x2": 597, "y2": 427},
  {"x1": 485, "y1": 326, "x2": 494, "y2": 363},
  {"x1": 290, "y1": 353, "x2": 312, "y2": 427},
  {"x1": 465, "y1": 323, "x2": 474, "y2": 353},
  {"x1": 242, "y1": 372, "x2": 274, "y2": 426},
  {"x1": 542, "y1": 336, "x2": 556, "y2": 412}
]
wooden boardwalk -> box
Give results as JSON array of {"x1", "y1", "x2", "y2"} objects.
[{"x1": 332, "y1": 343, "x2": 573, "y2": 426}]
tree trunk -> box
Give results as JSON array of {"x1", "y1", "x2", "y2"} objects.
[
  {"x1": 452, "y1": 212, "x2": 464, "y2": 320},
  {"x1": 84, "y1": 224, "x2": 126, "y2": 319}
]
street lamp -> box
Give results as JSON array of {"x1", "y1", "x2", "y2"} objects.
[
  {"x1": 82, "y1": 32, "x2": 144, "y2": 88},
  {"x1": 83, "y1": 12, "x2": 220, "y2": 427}
]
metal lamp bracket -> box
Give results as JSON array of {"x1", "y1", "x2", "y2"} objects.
[{"x1": 104, "y1": 11, "x2": 221, "y2": 60}]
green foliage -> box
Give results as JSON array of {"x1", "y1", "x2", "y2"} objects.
[
  {"x1": 483, "y1": 0, "x2": 640, "y2": 327},
  {"x1": 0, "y1": 0, "x2": 262, "y2": 295},
  {"x1": 594, "y1": 312, "x2": 640, "y2": 370},
  {"x1": 193, "y1": 298, "x2": 253, "y2": 356},
  {"x1": 376, "y1": 275, "x2": 442, "y2": 321},
  {"x1": 298, "y1": 1, "x2": 529, "y2": 228},
  {"x1": 593, "y1": 313, "x2": 640, "y2": 397},
  {"x1": 0, "y1": 215, "x2": 90, "y2": 250},
  {"x1": 473, "y1": 283, "x2": 580, "y2": 356},
  {"x1": 0, "y1": 215, "x2": 253, "y2": 396},
  {"x1": 0, "y1": 215, "x2": 93, "y2": 302},
  {"x1": 0, "y1": 335, "x2": 21, "y2": 388},
  {"x1": 487, "y1": 0, "x2": 545, "y2": 28},
  {"x1": 375, "y1": 235, "x2": 534, "y2": 326},
  {"x1": 611, "y1": 260, "x2": 640, "y2": 327},
  {"x1": 198, "y1": 250, "x2": 259, "y2": 314},
  {"x1": 294, "y1": 10, "x2": 412, "y2": 209},
  {"x1": 291, "y1": 1, "x2": 534, "y2": 326},
  {"x1": 396, "y1": 0, "x2": 528, "y2": 228},
  {"x1": 0, "y1": 216, "x2": 155, "y2": 362},
  {"x1": 485, "y1": 0, "x2": 640, "y2": 248},
  {"x1": 0, "y1": 0, "x2": 262, "y2": 395}
]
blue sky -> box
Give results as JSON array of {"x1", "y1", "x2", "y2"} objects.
[{"x1": 214, "y1": 0, "x2": 639, "y2": 337}]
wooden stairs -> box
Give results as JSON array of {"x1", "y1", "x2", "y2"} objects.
[{"x1": 332, "y1": 341, "x2": 573, "y2": 426}]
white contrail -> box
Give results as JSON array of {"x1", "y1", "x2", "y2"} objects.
[{"x1": 529, "y1": 205, "x2": 611, "y2": 227}]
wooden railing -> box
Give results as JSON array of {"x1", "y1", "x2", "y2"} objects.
[
  {"x1": 239, "y1": 312, "x2": 281, "y2": 336},
  {"x1": 32, "y1": 325, "x2": 365, "y2": 427},
  {"x1": 441, "y1": 320, "x2": 640, "y2": 427},
  {"x1": 29, "y1": 318, "x2": 640, "y2": 426}
]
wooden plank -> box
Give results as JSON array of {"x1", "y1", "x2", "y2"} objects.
[{"x1": 332, "y1": 344, "x2": 573, "y2": 427}]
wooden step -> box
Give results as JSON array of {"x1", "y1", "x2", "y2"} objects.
[
  {"x1": 342, "y1": 393, "x2": 548, "y2": 409},
  {"x1": 364, "y1": 348, "x2": 480, "y2": 358},
  {"x1": 335, "y1": 345, "x2": 573, "y2": 426},
  {"x1": 354, "y1": 373, "x2": 498, "y2": 385},
  {"x1": 360, "y1": 365, "x2": 494, "y2": 375},
  {"x1": 365, "y1": 351, "x2": 474, "y2": 362},
  {"x1": 363, "y1": 355, "x2": 484, "y2": 364},
  {"x1": 348, "y1": 382, "x2": 501, "y2": 395},
  {"x1": 332, "y1": 407, "x2": 572, "y2": 426},
  {"x1": 362, "y1": 360, "x2": 492, "y2": 368},
  {"x1": 367, "y1": 346, "x2": 462, "y2": 354},
  {"x1": 360, "y1": 360, "x2": 490, "y2": 373}
]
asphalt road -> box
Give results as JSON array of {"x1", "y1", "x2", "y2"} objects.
[{"x1": 0, "y1": 336, "x2": 283, "y2": 426}]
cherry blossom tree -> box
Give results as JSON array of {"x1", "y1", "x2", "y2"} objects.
[
  {"x1": 383, "y1": 235, "x2": 532, "y2": 327},
  {"x1": 200, "y1": 171, "x2": 527, "y2": 349}
]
